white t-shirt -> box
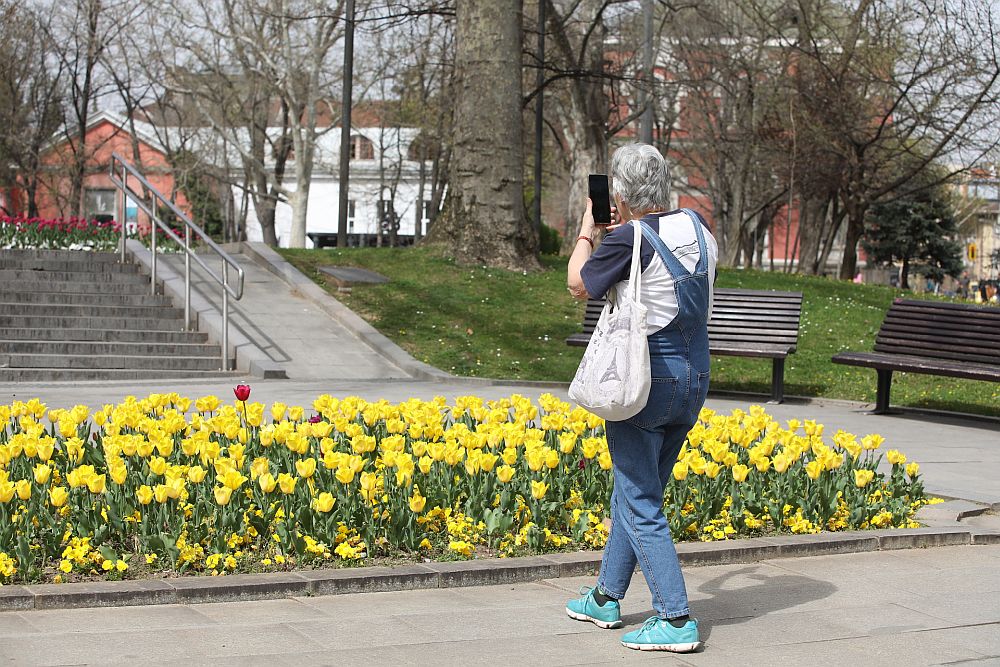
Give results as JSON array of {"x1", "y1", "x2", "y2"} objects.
[{"x1": 580, "y1": 210, "x2": 719, "y2": 334}]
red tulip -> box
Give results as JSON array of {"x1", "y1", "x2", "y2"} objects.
[{"x1": 234, "y1": 384, "x2": 251, "y2": 402}]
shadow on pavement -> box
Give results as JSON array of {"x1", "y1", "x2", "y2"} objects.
[{"x1": 621, "y1": 564, "x2": 838, "y2": 644}]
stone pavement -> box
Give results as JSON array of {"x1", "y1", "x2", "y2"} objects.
[
  {"x1": 1, "y1": 241, "x2": 998, "y2": 665},
  {"x1": 0, "y1": 544, "x2": 997, "y2": 666}
]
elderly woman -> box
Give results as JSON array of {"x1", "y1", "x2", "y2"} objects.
[{"x1": 565, "y1": 143, "x2": 718, "y2": 653}]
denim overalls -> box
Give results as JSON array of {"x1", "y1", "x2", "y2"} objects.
[{"x1": 596, "y1": 212, "x2": 712, "y2": 620}]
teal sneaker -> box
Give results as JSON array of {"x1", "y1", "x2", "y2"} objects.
[
  {"x1": 621, "y1": 616, "x2": 701, "y2": 652},
  {"x1": 565, "y1": 586, "x2": 622, "y2": 629}
]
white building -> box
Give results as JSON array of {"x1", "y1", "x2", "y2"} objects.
[{"x1": 239, "y1": 126, "x2": 437, "y2": 249}]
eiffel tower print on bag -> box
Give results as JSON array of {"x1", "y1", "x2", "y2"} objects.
[{"x1": 569, "y1": 219, "x2": 651, "y2": 421}]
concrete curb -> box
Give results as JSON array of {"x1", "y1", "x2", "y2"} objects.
[
  {"x1": 126, "y1": 241, "x2": 286, "y2": 380},
  {"x1": 3, "y1": 523, "x2": 996, "y2": 612},
  {"x1": 235, "y1": 242, "x2": 452, "y2": 382}
]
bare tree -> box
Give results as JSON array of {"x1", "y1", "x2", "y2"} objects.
[
  {"x1": 42, "y1": 0, "x2": 138, "y2": 216},
  {"x1": 0, "y1": 2, "x2": 64, "y2": 216},
  {"x1": 776, "y1": 0, "x2": 1000, "y2": 279},
  {"x1": 167, "y1": 0, "x2": 345, "y2": 247}
]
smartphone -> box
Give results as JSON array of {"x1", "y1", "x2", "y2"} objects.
[{"x1": 588, "y1": 174, "x2": 612, "y2": 225}]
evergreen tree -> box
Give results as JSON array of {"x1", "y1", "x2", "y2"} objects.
[{"x1": 862, "y1": 188, "x2": 963, "y2": 290}]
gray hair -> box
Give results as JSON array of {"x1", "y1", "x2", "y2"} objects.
[{"x1": 610, "y1": 143, "x2": 672, "y2": 212}]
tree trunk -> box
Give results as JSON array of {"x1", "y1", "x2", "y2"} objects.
[{"x1": 424, "y1": 0, "x2": 540, "y2": 271}]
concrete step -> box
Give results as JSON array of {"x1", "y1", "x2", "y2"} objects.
[
  {"x1": 1, "y1": 353, "x2": 224, "y2": 371},
  {"x1": 0, "y1": 340, "x2": 220, "y2": 357},
  {"x1": 0, "y1": 368, "x2": 237, "y2": 382},
  {"x1": 0, "y1": 314, "x2": 185, "y2": 331},
  {"x1": 0, "y1": 278, "x2": 153, "y2": 295},
  {"x1": 0, "y1": 301, "x2": 186, "y2": 320},
  {"x1": 0, "y1": 257, "x2": 143, "y2": 273},
  {"x1": 0, "y1": 249, "x2": 121, "y2": 263},
  {"x1": 0, "y1": 291, "x2": 174, "y2": 307},
  {"x1": 0, "y1": 327, "x2": 209, "y2": 343},
  {"x1": 0, "y1": 268, "x2": 150, "y2": 284}
]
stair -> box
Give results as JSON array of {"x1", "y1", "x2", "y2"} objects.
[{"x1": 0, "y1": 248, "x2": 233, "y2": 382}]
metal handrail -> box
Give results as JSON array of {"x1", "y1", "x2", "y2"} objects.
[{"x1": 109, "y1": 152, "x2": 244, "y2": 371}]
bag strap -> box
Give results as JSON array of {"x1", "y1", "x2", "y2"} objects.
[{"x1": 627, "y1": 220, "x2": 643, "y2": 303}]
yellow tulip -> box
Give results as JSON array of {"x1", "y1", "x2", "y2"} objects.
[
  {"x1": 418, "y1": 456, "x2": 433, "y2": 475},
  {"x1": 335, "y1": 466, "x2": 356, "y2": 485},
  {"x1": 149, "y1": 456, "x2": 167, "y2": 476},
  {"x1": 36, "y1": 439, "x2": 54, "y2": 462},
  {"x1": 672, "y1": 461, "x2": 689, "y2": 481},
  {"x1": 270, "y1": 402, "x2": 287, "y2": 421},
  {"x1": 295, "y1": 458, "x2": 317, "y2": 479},
  {"x1": 136, "y1": 485, "x2": 153, "y2": 505},
  {"x1": 214, "y1": 485, "x2": 233, "y2": 506},
  {"x1": 86, "y1": 474, "x2": 106, "y2": 494},
  {"x1": 313, "y1": 492, "x2": 336, "y2": 513},
  {"x1": 153, "y1": 484, "x2": 169, "y2": 503},
  {"x1": 109, "y1": 463, "x2": 128, "y2": 485},
  {"x1": 854, "y1": 469, "x2": 875, "y2": 488},
  {"x1": 805, "y1": 460, "x2": 823, "y2": 480},
  {"x1": 496, "y1": 465, "x2": 515, "y2": 484},
  {"x1": 187, "y1": 465, "x2": 207, "y2": 483},
  {"x1": 905, "y1": 462, "x2": 920, "y2": 478},
  {"x1": 15, "y1": 480, "x2": 31, "y2": 501},
  {"x1": 597, "y1": 451, "x2": 612, "y2": 470},
  {"x1": 277, "y1": 473, "x2": 297, "y2": 495},
  {"x1": 258, "y1": 473, "x2": 277, "y2": 493},
  {"x1": 49, "y1": 486, "x2": 69, "y2": 507},
  {"x1": 359, "y1": 472, "x2": 378, "y2": 503},
  {"x1": 218, "y1": 469, "x2": 248, "y2": 491},
  {"x1": 731, "y1": 464, "x2": 750, "y2": 483},
  {"x1": 705, "y1": 462, "x2": 721, "y2": 479},
  {"x1": 886, "y1": 449, "x2": 907, "y2": 465},
  {"x1": 408, "y1": 491, "x2": 427, "y2": 513},
  {"x1": 530, "y1": 479, "x2": 549, "y2": 500},
  {"x1": 34, "y1": 463, "x2": 52, "y2": 485},
  {"x1": 544, "y1": 449, "x2": 560, "y2": 470},
  {"x1": 250, "y1": 457, "x2": 270, "y2": 480}
]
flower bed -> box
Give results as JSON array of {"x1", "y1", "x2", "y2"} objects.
[
  {"x1": 0, "y1": 215, "x2": 121, "y2": 251},
  {"x1": 0, "y1": 391, "x2": 932, "y2": 583}
]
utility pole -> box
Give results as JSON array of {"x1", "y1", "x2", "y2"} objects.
[
  {"x1": 639, "y1": 0, "x2": 654, "y2": 144},
  {"x1": 533, "y1": 0, "x2": 546, "y2": 236},
  {"x1": 337, "y1": 0, "x2": 355, "y2": 248}
]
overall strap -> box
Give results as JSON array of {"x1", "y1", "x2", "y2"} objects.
[
  {"x1": 680, "y1": 208, "x2": 709, "y2": 273},
  {"x1": 638, "y1": 220, "x2": 691, "y2": 279}
]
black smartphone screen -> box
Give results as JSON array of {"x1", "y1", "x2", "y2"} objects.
[{"x1": 588, "y1": 174, "x2": 612, "y2": 225}]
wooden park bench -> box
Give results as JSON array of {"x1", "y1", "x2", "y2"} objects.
[
  {"x1": 832, "y1": 298, "x2": 1000, "y2": 414},
  {"x1": 566, "y1": 288, "x2": 803, "y2": 403}
]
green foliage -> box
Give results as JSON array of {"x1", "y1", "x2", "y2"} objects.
[
  {"x1": 539, "y1": 224, "x2": 561, "y2": 255},
  {"x1": 279, "y1": 247, "x2": 999, "y2": 417},
  {"x1": 862, "y1": 187, "x2": 964, "y2": 289}
]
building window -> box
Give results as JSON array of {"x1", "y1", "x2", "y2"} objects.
[
  {"x1": 347, "y1": 200, "x2": 355, "y2": 231},
  {"x1": 84, "y1": 188, "x2": 116, "y2": 222},
  {"x1": 350, "y1": 135, "x2": 374, "y2": 160}
]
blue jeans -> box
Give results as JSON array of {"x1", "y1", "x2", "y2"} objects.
[{"x1": 595, "y1": 337, "x2": 708, "y2": 619}]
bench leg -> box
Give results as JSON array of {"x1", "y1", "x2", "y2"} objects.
[
  {"x1": 768, "y1": 358, "x2": 785, "y2": 404},
  {"x1": 873, "y1": 369, "x2": 893, "y2": 414}
]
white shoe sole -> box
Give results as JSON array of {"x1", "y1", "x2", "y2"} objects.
[
  {"x1": 621, "y1": 640, "x2": 701, "y2": 652},
  {"x1": 565, "y1": 607, "x2": 623, "y2": 629}
]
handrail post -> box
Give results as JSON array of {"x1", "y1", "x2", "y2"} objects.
[
  {"x1": 222, "y1": 261, "x2": 230, "y2": 371},
  {"x1": 150, "y1": 210, "x2": 157, "y2": 296},
  {"x1": 184, "y1": 225, "x2": 192, "y2": 330},
  {"x1": 119, "y1": 163, "x2": 127, "y2": 263}
]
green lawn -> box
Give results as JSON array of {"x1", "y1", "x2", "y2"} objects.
[{"x1": 279, "y1": 247, "x2": 999, "y2": 417}]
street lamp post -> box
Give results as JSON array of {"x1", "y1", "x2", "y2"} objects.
[{"x1": 337, "y1": 0, "x2": 355, "y2": 248}]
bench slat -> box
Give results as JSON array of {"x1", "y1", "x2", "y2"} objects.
[
  {"x1": 832, "y1": 351, "x2": 1000, "y2": 382},
  {"x1": 875, "y1": 331, "x2": 1000, "y2": 358}
]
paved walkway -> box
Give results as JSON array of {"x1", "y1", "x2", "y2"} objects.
[
  {"x1": 1, "y1": 243, "x2": 998, "y2": 665},
  {"x1": 0, "y1": 545, "x2": 997, "y2": 666}
]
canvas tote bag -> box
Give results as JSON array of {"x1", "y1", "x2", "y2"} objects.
[{"x1": 568, "y1": 220, "x2": 651, "y2": 421}]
